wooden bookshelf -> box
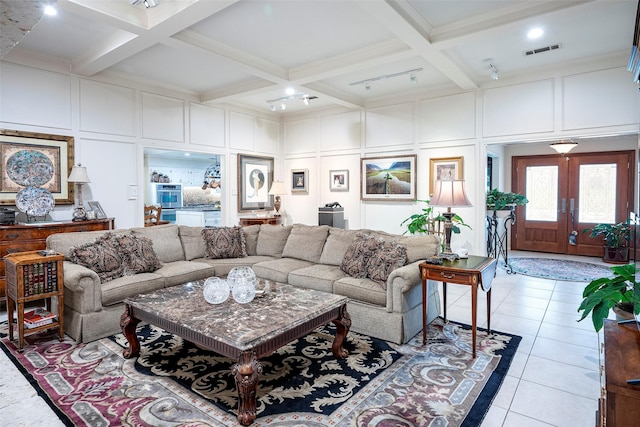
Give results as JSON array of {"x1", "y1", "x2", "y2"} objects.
[{"x1": 5, "y1": 251, "x2": 65, "y2": 350}]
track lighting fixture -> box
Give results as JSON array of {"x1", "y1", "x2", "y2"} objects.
[
  {"x1": 349, "y1": 67, "x2": 423, "y2": 91},
  {"x1": 266, "y1": 92, "x2": 315, "y2": 111},
  {"x1": 484, "y1": 58, "x2": 500, "y2": 80},
  {"x1": 144, "y1": 0, "x2": 158, "y2": 8}
]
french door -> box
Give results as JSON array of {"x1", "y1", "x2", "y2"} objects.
[{"x1": 511, "y1": 151, "x2": 634, "y2": 257}]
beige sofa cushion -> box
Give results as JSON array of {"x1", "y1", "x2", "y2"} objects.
[
  {"x1": 242, "y1": 225, "x2": 261, "y2": 256},
  {"x1": 282, "y1": 224, "x2": 329, "y2": 263},
  {"x1": 256, "y1": 224, "x2": 292, "y2": 257},
  {"x1": 397, "y1": 234, "x2": 440, "y2": 263},
  {"x1": 47, "y1": 229, "x2": 116, "y2": 259},
  {"x1": 252, "y1": 258, "x2": 313, "y2": 283},
  {"x1": 333, "y1": 276, "x2": 387, "y2": 307},
  {"x1": 178, "y1": 226, "x2": 206, "y2": 261},
  {"x1": 319, "y1": 228, "x2": 359, "y2": 266},
  {"x1": 288, "y1": 264, "x2": 347, "y2": 293},
  {"x1": 132, "y1": 224, "x2": 185, "y2": 263}
]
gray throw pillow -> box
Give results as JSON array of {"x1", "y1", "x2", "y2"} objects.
[
  {"x1": 340, "y1": 233, "x2": 381, "y2": 278},
  {"x1": 69, "y1": 233, "x2": 124, "y2": 283},
  {"x1": 367, "y1": 240, "x2": 408, "y2": 288},
  {"x1": 115, "y1": 233, "x2": 162, "y2": 275},
  {"x1": 202, "y1": 226, "x2": 247, "y2": 259}
]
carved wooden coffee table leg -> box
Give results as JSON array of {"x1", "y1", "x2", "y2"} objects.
[
  {"x1": 233, "y1": 350, "x2": 263, "y2": 426},
  {"x1": 120, "y1": 305, "x2": 141, "y2": 359},
  {"x1": 331, "y1": 304, "x2": 351, "y2": 359}
]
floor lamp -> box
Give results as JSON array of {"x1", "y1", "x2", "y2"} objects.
[
  {"x1": 429, "y1": 179, "x2": 473, "y2": 254},
  {"x1": 268, "y1": 180, "x2": 287, "y2": 216},
  {"x1": 67, "y1": 164, "x2": 91, "y2": 221}
]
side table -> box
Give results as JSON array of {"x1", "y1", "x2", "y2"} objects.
[
  {"x1": 5, "y1": 251, "x2": 65, "y2": 350},
  {"x1": 419, "y1": 255, "x2": 497, "y2": 358}
]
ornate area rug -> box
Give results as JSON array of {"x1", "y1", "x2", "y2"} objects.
[
  {"x1": 1, "y1": 318, "x2": 520, "y2": 426},
  {"x1": 506, "y1": 257, "x2": 614, "y2": 281}
]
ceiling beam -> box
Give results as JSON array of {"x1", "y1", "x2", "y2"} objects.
[
  {"x1": 66, "y1": 0, "x2": 239, "y2": 76},
  {"x1": 360, "y1": 0, "x2": 478, "y2": 91}
]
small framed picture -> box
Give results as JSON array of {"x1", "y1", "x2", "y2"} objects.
[
  {"x1": 291, "y1": 169, "x2": 308, "y2": 193},
  {"x1": 87, "y1": 201, "x2": 106, "y2": 219},
  {"x1": 329, "y1": 170, "x2": 349, "y2": 191},
  {"x1": 429, "y1": 156, "x2": 463, "y2": 196}
]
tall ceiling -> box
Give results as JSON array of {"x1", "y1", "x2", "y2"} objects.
[{"x1": 1, "y1": 0, "x2": 637, "y2": 115}]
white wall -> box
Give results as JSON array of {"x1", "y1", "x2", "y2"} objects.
[{"x1": 1, "y1": 60, "x2": 638, "y2": 254}]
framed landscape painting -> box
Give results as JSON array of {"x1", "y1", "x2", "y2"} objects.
[
  {"x1": 429, "y1": 156, "x2": 463, "y2": 196},
  {"x1": 360, "y1": 154, "x2": 416, "y2": 201},
  {"x1": 238, "y1": 154, "x2": 274, "y2": 212},
  {"x1": 0, "y1": 129, "x2": 75, "y2": 205}
]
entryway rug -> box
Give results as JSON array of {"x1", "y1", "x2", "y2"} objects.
[
  {"x1": 506, "y1": 257, "x2": 614, "y2": 281},
  {"x1": 1, "y1": 318, "x2": 520, "y2": 426}
]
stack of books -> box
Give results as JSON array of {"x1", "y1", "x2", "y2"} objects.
[{"x1": 23, "y1": 308, "x2": 57, "y2": 329}]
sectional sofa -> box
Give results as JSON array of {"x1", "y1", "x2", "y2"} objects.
[{"x1": 46, "y1": 223, "x2": 441, "y2": 344}]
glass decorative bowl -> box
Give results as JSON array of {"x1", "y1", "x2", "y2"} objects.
[
  {"x1": 203, "y1": 277, "x2": 230, "y2": 304},
  {"x1": 228, "y1": 266, "x2": 257, "y2": 304}
]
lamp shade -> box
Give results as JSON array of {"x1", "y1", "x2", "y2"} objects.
[
  {"x1": 550, "y1": 139, "x2": 578, "y2": 154},
  {"x1": 430, "y1": 180, "x2": 472, "y2": 207},
  {"x1": 268, "y1": 180, "x2": 287, "y2": 196},
  {"x1": 67, "y1": 165, "x2": 91, "y2": 183}
]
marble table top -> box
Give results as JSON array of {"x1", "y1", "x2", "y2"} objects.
[{"x1": 124, "y1": 280, "x2": 348, "y2": 352}]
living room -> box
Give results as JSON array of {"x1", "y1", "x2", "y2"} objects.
[{"x1": 1, "y1": 1, "x2": 639, "y2": 426}]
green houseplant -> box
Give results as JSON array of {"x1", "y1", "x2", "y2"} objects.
[
  {"x1": 485, "y1": 188, "x2": 529, "y2": 210},
  {"x1": 400, "y1": 199, "x2": 470, "y2": 235},
  {"x1": 583, "y1": 221, "x2": 631, "y2": 263},
  {"x1": 577, "y1": 263, "x2": 640, "y2": 332}
]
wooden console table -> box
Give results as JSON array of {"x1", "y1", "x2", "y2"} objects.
[
  {"x1": 239, "y1": 217, "x2": 281, "y2": 226},
  {"x1": 598, "y1": 320, "x2": 640, "y2": 427},
  {"x1": 0, "y1": 218, "x2": 114, "y2": 305},
  {"x1": 419, "y1": 255, "x2": 496, "y2": 358}
]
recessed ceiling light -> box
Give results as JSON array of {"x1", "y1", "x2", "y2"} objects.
[
  {"x1": 527, "y1": 28, "x2": 544, "y2": 39},
  {"x1": 285, "y1": 87, "x2": 295, "y2": 96},
  {"x1": 44, "y1": 5, "x2": 58, "y2": 16}
]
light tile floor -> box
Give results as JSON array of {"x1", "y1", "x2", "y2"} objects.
[{"x1": 0, "y1": 251, "x2": 625, "y2": 426}]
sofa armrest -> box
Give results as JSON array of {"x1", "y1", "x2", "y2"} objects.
[
  {"x1": 385, "y1": 260, "x2": 420, "y2": 312},
  {"x1": 62, "y1": 261, "x2": 103, "y2": 314}
]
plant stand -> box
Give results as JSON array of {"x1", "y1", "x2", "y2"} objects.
[{"x1": 486, "y1": 207, "x2": 516, "y2": 274}]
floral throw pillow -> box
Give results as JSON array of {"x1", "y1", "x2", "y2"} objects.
[
  {"x1": 340, "y1": 233, "x2": 380, "y2": 278},
  {"x1": 202, "y1": 226, "x2": 247, "y2": 259},
  {"x1": 69, "y1": 233, "x2": 124, "y2": 283},
  {"x1": 115, "y1": 233, "x2": 162, "y2": 275},
  {"x1": 367, "y1": 240, "x2": 408, "y2": 289}
]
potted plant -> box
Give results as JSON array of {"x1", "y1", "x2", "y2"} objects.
[
  {"x1": 401, "y1": 200, "x2": 470, "y2": 235},
  {"x1": 583, "y1": 221, "x2": 631, "y2": 263},
  {"x1": 577, "y1": 263, "x2": 640, "y2": 332},
  {"x1": 485, "y1": 188, "x2": 529, "y2": 211}
]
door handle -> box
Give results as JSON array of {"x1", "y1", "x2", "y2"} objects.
[
  {"x1": 561, "y1": 198, "x2": 566, "y2": 214},
  {"x1": 570, "y1": 198, "x2": 575, "y2": 215}
]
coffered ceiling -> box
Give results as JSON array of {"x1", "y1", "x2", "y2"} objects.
[{"x1": 1, "y1": 0, "x2": 637, "y2": 115}]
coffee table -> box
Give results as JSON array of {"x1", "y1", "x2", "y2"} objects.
[{"x1": 120, "y1": 280, "x2": 350, "y2": 425}]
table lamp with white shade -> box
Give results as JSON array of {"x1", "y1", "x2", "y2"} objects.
[
  {"x1": 67, "y1": 164, "x2": 91, "y2": 221},
  {"x1": 268, "y1": 180, "x2": 287, "y2": 216},
  {"x1": 429, "y1": 179, "x2": 473, "y2": 254}
]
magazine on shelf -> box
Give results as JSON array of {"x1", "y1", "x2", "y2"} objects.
[{"x1": 23, "y1": 308, "x2": 57, "y2": 329}]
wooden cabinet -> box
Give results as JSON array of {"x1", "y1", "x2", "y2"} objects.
[
  {"x1": 599, "y1": 320, "x2": 640, "y2": 426},
  {"x1": 0, "y1": 218, "x2": 114, "y2": 303},
  {"x1": 239, "y1": 217, "x2": 281, "y2": 226},
  {"x1": 6, "y1": 251, "x2": 65, "y2": 350}
]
